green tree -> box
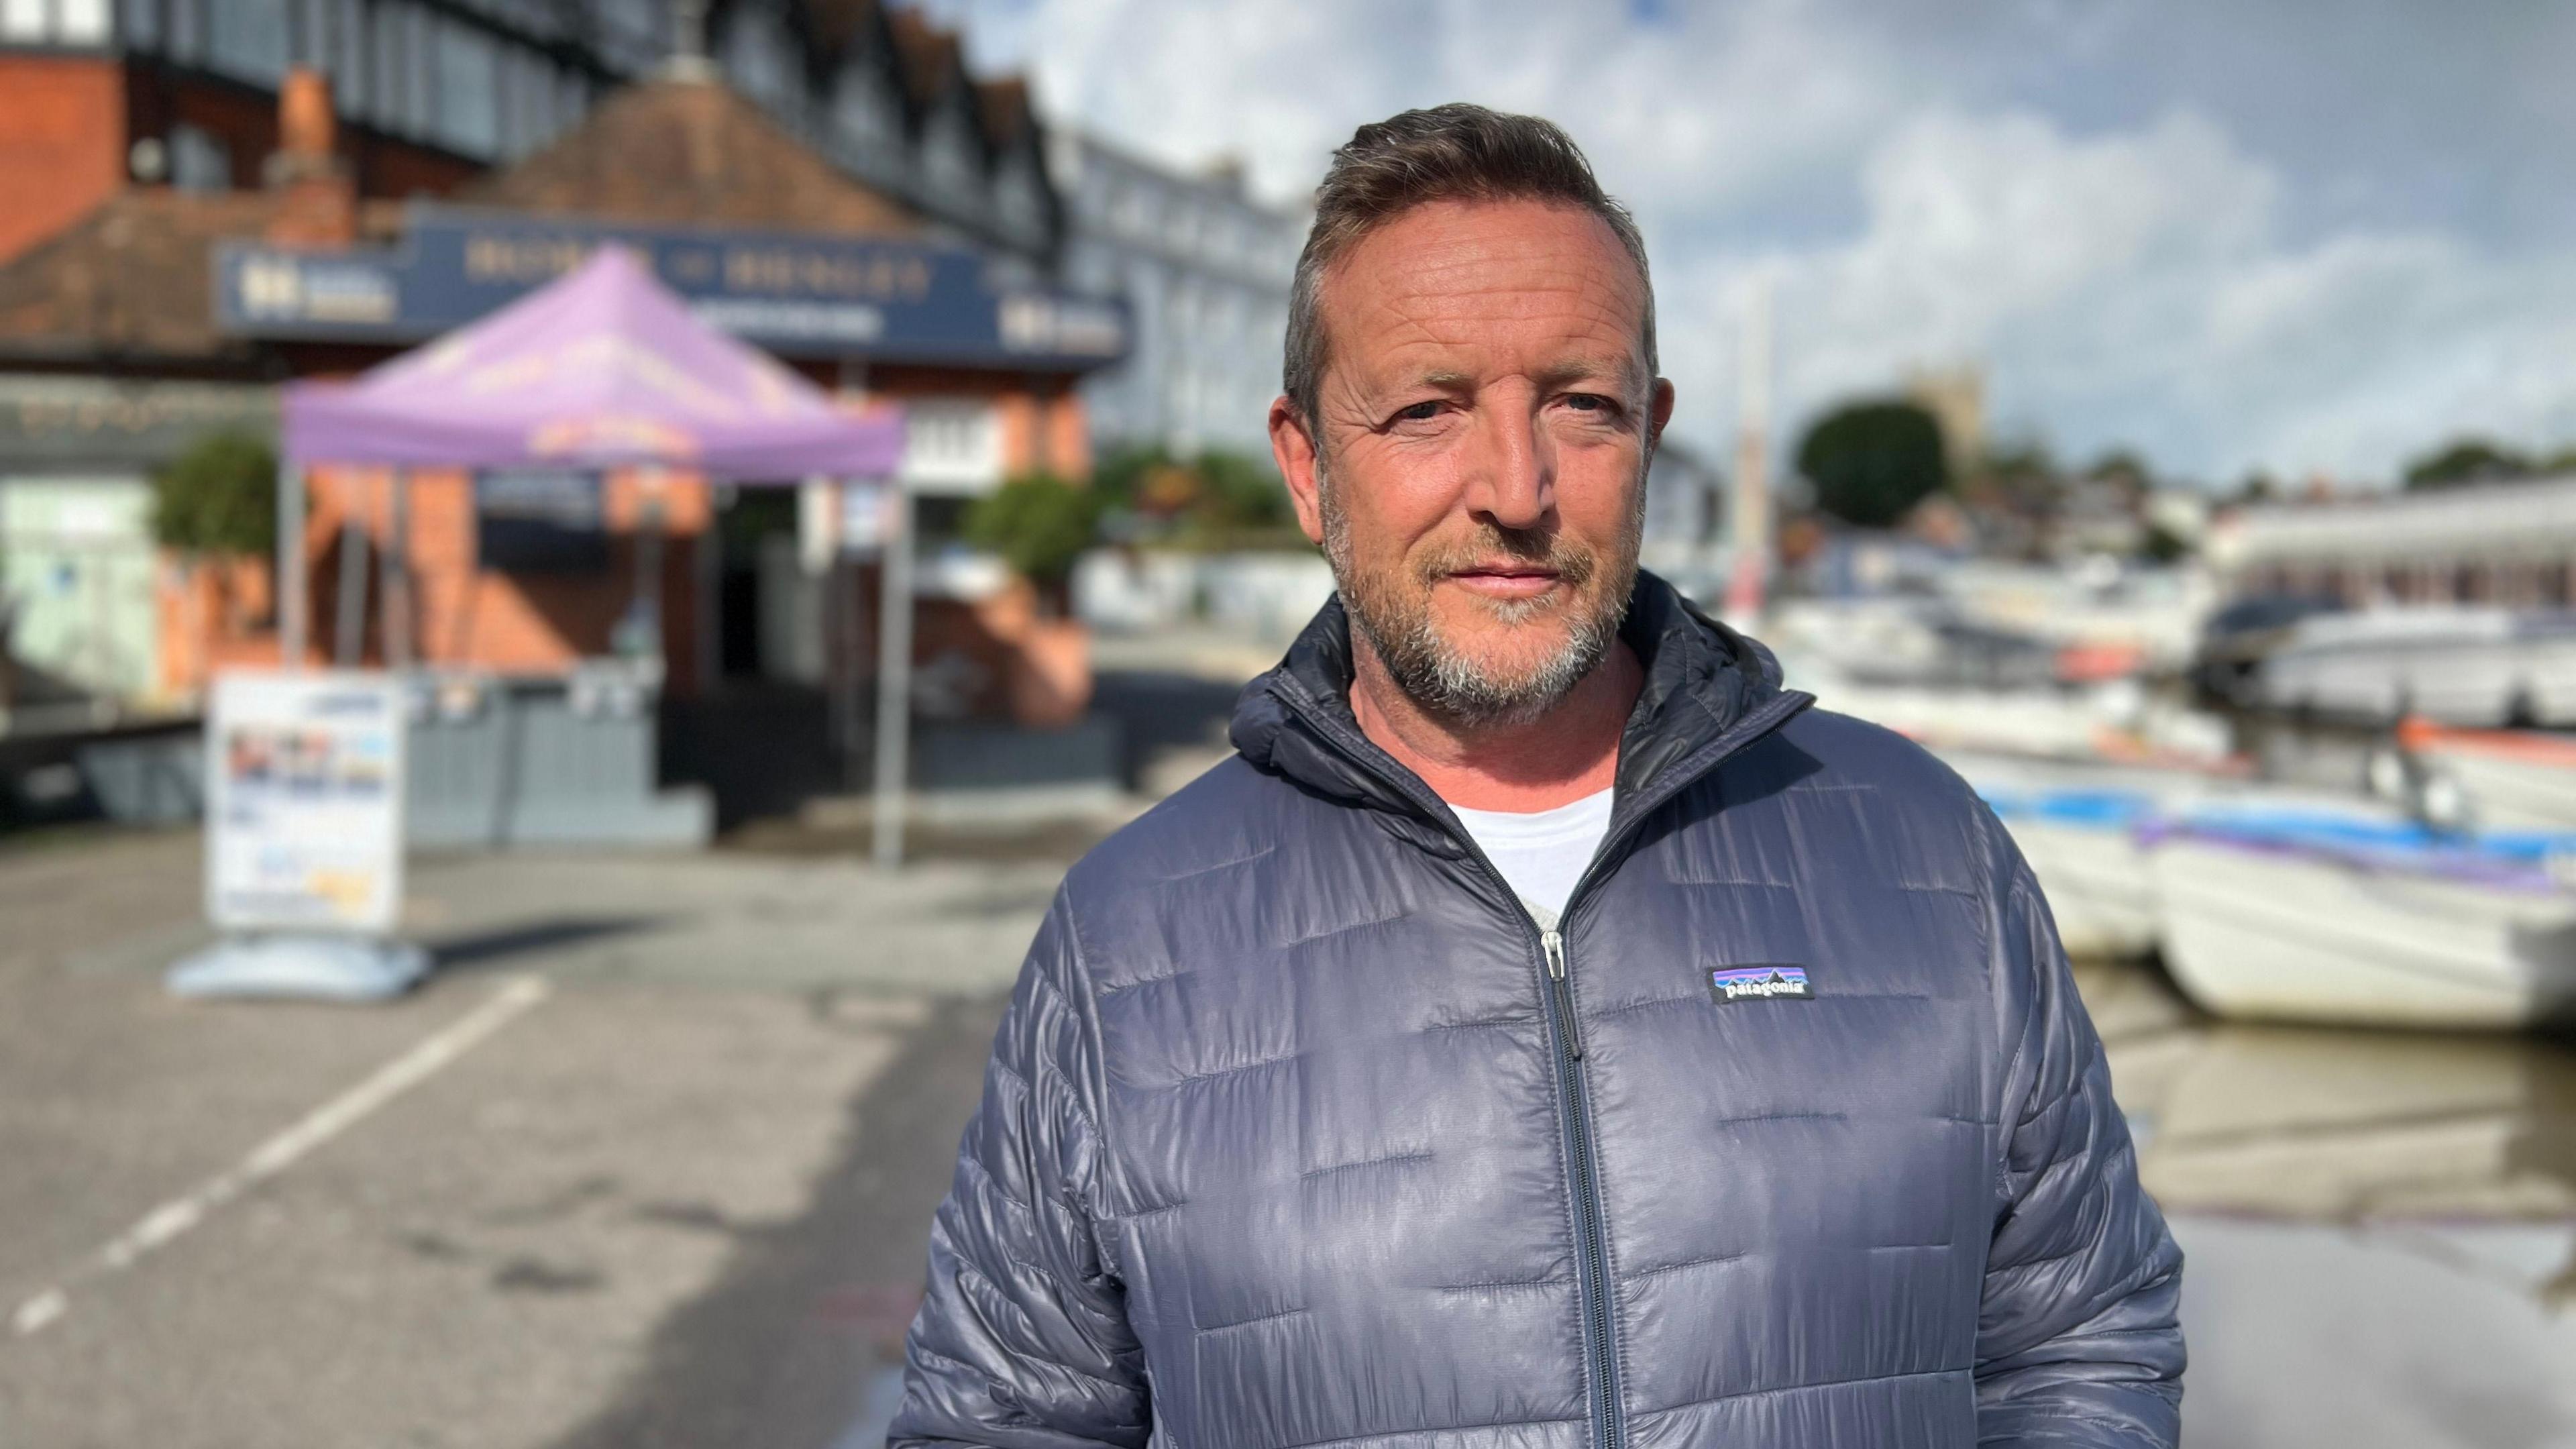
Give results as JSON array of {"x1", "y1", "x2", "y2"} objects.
[
  {"x1": 1795, "y1": 399, "x2": 1950, "y2": 529},
  {"x1": 1083, "y1": 442, "x2": 1295, "y2": 545},
  {"x1": 964, "y1": 473, "x2": 1102, "y2": 607},
  {"x1": 2085, "y1": 447, "x2": 2153, "y2": 493},
  {"x1": 1089, "y1": 442, "x2": 1171, "y2": 514},
  {"x1": 2404, "y1": 437, "x2": 2532, "y2": 490},
  {"x1": 152, "y1": 429, "x2": 276, "y2": 558},
  {"x1": 2139, "y1": 519, "x2": 2192, "y2": 564},
  {"x1": 1193, "y1": 448, "x2": 1291, "y2": 531}
]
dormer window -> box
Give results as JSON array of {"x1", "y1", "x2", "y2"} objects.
[
  {"x1": 831, "y1": 62, "x2": 896, "y2": 164},
  {"x1": 206, "y1": 0, "x2": 288, "y2": 80},
  {"x1": 720, "y1": 1, "x2": 796, "y2": 117},
  {"x1": 993, "y1": 150, "x2": 1045, "y2": 242},
  {"x1": 921, "y1": 100, "x2": 979, "y2": 211}
]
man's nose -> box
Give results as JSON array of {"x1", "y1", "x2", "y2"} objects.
[{"x1": 1463, "y1": 405, "x2": 1555, "y2": 531}]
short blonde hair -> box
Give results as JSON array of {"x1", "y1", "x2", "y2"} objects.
[{"x1": 1283, "y1": 104, "x2": 1656, "y2": 430}]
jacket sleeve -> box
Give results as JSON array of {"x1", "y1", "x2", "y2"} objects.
[
  {"x1": 890, "y1": 890, "x2": 1150, "y2": 1449},
  {"x1": 1973, "y1": 819, "x2": 2186, "y2": 1447}
]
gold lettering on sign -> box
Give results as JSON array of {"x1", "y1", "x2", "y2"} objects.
[
  {"x1": 719, "y1": 246, "x2": 937, "y2": 301},
  {"x1": 464, "y1": 235, "x2": 590, "y2": 284}
]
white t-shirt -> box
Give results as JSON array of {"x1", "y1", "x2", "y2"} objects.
[{"x1": 1447, "y1": 787, "x2": 1615, "y2": 927}]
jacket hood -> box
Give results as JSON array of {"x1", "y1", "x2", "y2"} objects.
[{"x1": 1230, "y1": 569, "x2": 1807, "y2": 821}]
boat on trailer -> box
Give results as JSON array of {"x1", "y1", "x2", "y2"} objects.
[{"x1": 2145, "y1": 803, "x2": 2576, "y2": 1030}]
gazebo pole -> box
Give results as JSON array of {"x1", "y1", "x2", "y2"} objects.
[
  {"x1": 384, "y1": 468, "x2": 413, "y2": 671},
  {"x1": 333, "y1": 478, "x2": 369, "y2": 667},
  {"x1": 871, "y1": 478, "x2": 913, "y2": 870},
  {"x1": 276, "y1": 460, "x2": 307, "y2": 669}
]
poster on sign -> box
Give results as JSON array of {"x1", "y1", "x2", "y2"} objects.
[
  {"x1": 203, "y1": 670, "x2": 407, "y2": 935},
  {"x1": 840, "y1": 478, "x2": 896, "y2": 555}
]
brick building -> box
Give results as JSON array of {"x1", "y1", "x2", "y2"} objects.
[
  {"x1": 0, "y1": 43, "x2": 1124, "y2": 739},
  {"x1": 0, "y1": 0, "x2": 1061, "y2": 270}
]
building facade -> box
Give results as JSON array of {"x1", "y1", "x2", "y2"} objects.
[
  {"x1": 0, "y1": 0, "x2": 1060, "y2": 270},
  {"x1": 1048, "y1": 129, "x2": 1302, "y2": 459},
  {"x1": 0, "y1": 60, "x2": 1124, "y2": 725},
  {"x1": 2208, "y1": 475, "x2": 2576, "y2": 608}
]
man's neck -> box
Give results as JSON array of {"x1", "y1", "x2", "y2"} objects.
[{"x1": 1349, "y1": 636, "x2": 1642, "y2": 812}]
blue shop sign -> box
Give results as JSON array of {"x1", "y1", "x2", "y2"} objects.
[{"x1": 213, "y1": 205, "x2": 1128, "y2": 371}]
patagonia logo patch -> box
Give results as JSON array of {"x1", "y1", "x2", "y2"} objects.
[{"x1": 1709, "y1": 964, "x2": 1813, "y2": 1003}]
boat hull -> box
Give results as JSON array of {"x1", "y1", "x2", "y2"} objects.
[
  {"x1": 2010, "y1": 818, "x2": 2161, "y2": 959},
  {"x1": 2149, "y1": 835, "x2": 2576, "y2": 1030},
  {"x1": 2418, "y1": 742, "x2": 2576, "y2": 833}
]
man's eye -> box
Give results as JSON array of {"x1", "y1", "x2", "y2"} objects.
[
  {"x1": 1564, "y1": 394, "x2": 1614, "y2": 413},
  {"x1": 1394, "y1": 400, "x2": 1443, "y2": 423}
]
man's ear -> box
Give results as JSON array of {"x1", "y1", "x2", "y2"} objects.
[
  {"x1": 1647, "y1": 376, "x2": 1676, "y2": 449},
  {"x1": 1270, "y1": 394, "x2": 1328, "y2": 546}
]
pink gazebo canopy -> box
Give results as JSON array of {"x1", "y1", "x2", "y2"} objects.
[{"x1": 281, "y1": 246, "x2": 905, "y2": 480}]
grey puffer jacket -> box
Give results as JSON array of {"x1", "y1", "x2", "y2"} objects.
[{"x1": 892, "y1": 574, "x2": 2184, "y2": 1449}]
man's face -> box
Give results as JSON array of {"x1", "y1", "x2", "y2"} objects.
[{"x1": 1272, "y1": 199, "x2": 1673, "y2": 726}]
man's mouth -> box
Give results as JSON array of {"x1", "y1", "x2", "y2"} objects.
[{"x1": 1444, "y1": 563, "x2": 1563, "y2": 600}]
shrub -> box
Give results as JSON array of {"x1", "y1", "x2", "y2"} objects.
[
  {"x1": 152, "y1": 430, "x2": 277, "y2": 559},
  {"x1": 964, "y1": 473, "x2": 1102, "y2": 595}
]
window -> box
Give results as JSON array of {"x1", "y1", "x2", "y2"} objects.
[
  {"x1": 293, "y1": 0, "x2": 325, "y2": 63},
  {"x1": 3, "y1": 0, "x2": 115, "y2": 40},
  {"x1": 529, "y1": 54, "x2": 564, "y2": 144},
  {"x1": 168, "y1": 0, "x2": 199, "y2": 58},
  {"x1": 555, "y1": 67, "x2": 588, "y2": 131},
  {"x1": 920, "y1": 105, "x2": 981, "y2": 213},
  {"x1": 3, "y1": 0, "x2": 50, "y2": 41},
  {"x1": 992, "y1": 152, "x2": 1046, "y2": 244},
  {"x1": 590, "y1": 0, "x2": 657, "y2": 68},
  {"x1": 170, "y1": 122, "x2": 231, "y2": 192},
  {"x1": 407, "y1": 5, "x2": 439, "y2": 135},
  {"x1": 830, "y1": 64, "x2": 894, "y2": 162},
  {"x1": 333, "y1": 0, "x2": 366, "y2": 114},
  {"x1": 62, "y1": 0, "x2": 111, "y2": 42},
  {"x1": 1114, "y1": 181, "x2": 1152, "y2": 239},
  {"x1": 720, "y1": 3, "x2": 792, "y2": 111},
  {"x1": 494, "y1": 47, "x2": 529, "y2": 155},
  {"x1": 898, "y1": 398, "x2": 1005, "y2": 497},
  {"x1": 370, "y1": 0, "x2": 407, "y2": 130},
  {"x1": 432, "y1": 19, "x2": 499, "y2": 156},
  {"x1": 207, "y1": 0, "x2": 289, "y2": 81}
]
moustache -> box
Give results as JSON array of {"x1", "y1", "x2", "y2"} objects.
[{"x1": 1410, "y1": 525, "x2": 1599, "y2": 589}]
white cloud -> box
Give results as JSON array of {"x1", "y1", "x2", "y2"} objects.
[
  {"x1": 926, "y1": 0, "x2": 2576, "y2": 484},
  {"x1": 1701, "y1": 107, "x2": 2576, "y2": 482}
]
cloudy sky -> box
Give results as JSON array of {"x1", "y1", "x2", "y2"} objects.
[{"x1": 918, "y1": 0, "x2": 2576, "y2": 489}]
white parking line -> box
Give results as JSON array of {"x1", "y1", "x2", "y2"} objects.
[{"x1": 9, "y1": 973, "x2": 553, "y2": 1339}]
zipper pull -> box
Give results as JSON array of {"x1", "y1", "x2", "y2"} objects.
[{"x1": 1542, "y1": 929, "x2": 1584, "y2": 1059}]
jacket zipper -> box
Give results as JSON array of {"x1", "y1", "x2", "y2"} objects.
[
  {"x1": 1540, "y1": 925, "x2": 1619, "y2": 1449},
  {"x1": 1271, "y1": 684, "x2": 1812, "y2": 1449}
]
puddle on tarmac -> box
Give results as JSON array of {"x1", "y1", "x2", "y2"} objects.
[{"x1": 2080, "y1": 960, "x2": 2576, "y2": 1447}]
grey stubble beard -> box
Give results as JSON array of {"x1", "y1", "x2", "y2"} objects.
[{"x1": 1319, "y1": 452, "x2": 1646, "y2": 731}]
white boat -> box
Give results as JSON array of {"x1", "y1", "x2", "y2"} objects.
[
  {"x1": 1945, "y1": 751, "x2": 2240, "y2": 961},
  {"x1": 2147, "y1": 802, "x2": 2576, "y2": 1030},
  {"x1": 2255, "y1": 607, "x2": 2576, "y2": 726},
  {"x1": 2400, "y1": 717, "x2": 2576, "y2": 832},
  {"x1": 1979, "y1": 785, "x2": 2160, "y2": 958}
]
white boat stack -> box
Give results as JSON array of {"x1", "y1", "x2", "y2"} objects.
[
  {"x1": 1948, "y1": 741, "x2": 2576, "y2": 1033},
  {"x1": 2144, "y1": 806, "x2": 2576, "y2": 1031}
]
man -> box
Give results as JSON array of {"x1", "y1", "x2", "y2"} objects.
[{"x1": 892, "y1": 105, "x2": 2183, "y2": 1448}]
